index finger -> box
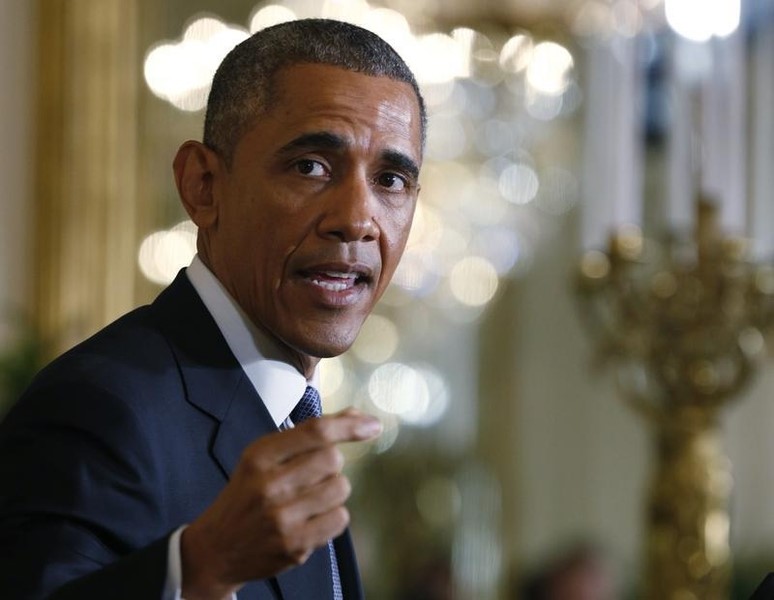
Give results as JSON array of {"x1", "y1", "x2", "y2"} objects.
[{"x1": 252, "y1": 410, "x2": 383, "y2": 464}]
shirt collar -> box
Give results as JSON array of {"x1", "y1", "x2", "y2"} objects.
[{"x1": 185, "y1": 255, "x2": 318, "y2": 427}]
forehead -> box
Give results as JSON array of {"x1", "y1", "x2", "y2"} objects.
[{"x1": 239, "y1": 63, "x2": 423, "y2": 162}]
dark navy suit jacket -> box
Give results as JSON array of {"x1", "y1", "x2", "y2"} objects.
[
  {"x1": 0, "y1": 271, "x2": 363, "y2": 599},
  {"x1": 751, "y1": 573, "x2": 774, "y2": 599}
]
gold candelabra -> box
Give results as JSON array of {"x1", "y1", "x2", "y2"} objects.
[{"x1": 576, "y1": 199, "x2": 774, "y2": 599}]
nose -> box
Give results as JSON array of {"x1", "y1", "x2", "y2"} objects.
[{"x1": 318, "y1": 173, "x2": 379, "y2": 243}]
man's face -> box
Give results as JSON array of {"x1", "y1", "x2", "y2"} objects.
[{"x1": 204, "y1": 64, "x2": 423, "y2": 375}]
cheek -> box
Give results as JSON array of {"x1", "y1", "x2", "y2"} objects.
[
  {"x1": 239, "y1": 205, "x2": 293, "y2": 258},
  {"x1": 378, "y1": 214, "x2": 414, "y2": 280},
  {"x1": 386, "y1": 209, "x2": 415, "y2": 250}
]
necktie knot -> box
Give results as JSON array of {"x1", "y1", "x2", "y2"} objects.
[{"x1": 291, "y1": 386, "x2": 322, "y2": 424}]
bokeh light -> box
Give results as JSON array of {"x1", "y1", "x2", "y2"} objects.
[
  {"x1": 368, "y1": 362, "x2": 428, "y2": 419},
  {"x1": 498, "y1": 163, "x2": 540, "y2": 205},
  {"x1": 322, "y1": 0, "x2": 371, "y2": 23},
  {"x1": 499, "y1": 34, "x2": 533, "y2": 73},
  {"x1": 392, "y1": 251, "x2": 442, "y2": 296},
  {"x1": 143, "y1": 16, "x2": 248, "y2": 111},
  {"x1": 449, "y1": 256, "x2": 499, "y2": 307},
  {"x1": 367, "y1": 362, "x2": 449, "y2": 426},
  {"x1": 400, "y1": 365, "x2": 449, "y2": 426},
  {"x1": 360, "y1": 8, "x2": 412, "y2": 51},
  {"x1": 319, "y1": 355, "x2": 347, "y2": 398},
  {"x1": 351, "y1": 315, "x2": 400, "y2": 364},
  {"x1": 249, "y1": 4, "x2": 296, "y2": 31},
  {"x1": 138, "y1": 221, "x2": 197, "y2": 285},
  {"x1": 406, "y1": 203, "x2": 444, "y2": 253},
  {"x1": 526, "y1": 41, "x2": 574, "y2": 96},
  {"x1": 412, "y1": 33, "x2": 468, "y2": 85},
  {"x1": 665, "y1": 0, "x2": 740, "y2": 41}
]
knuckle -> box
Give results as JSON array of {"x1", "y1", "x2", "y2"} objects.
[
  {"x1": 337, "y1": 475, "x2": 352, "y2": 499},
  {"x1": 288, "y1": 547, "x2": 311, "y2": 566},
  {"x1": 272, "y1": 506, "x2": 297, "y2": 535},
  {"x1": 239, "y1": 451, "x2": 264, "y2": 476},
  {"x1": 275, "y1": 524, "x2": 311, "y2": 566},
  {"x1": 332, "y1": 506, "x2": 350, "y2": 532},
  {"x1": 239, "y1": 445, "x2": 275, "y2": 478},
  {"x1": 325, "y1": 474, "x2": 350, "y2": 503},
  {"x1": 322, "y1": 446, "x2": 344, "y2": 471},
  {"x1": 261, "y1": 476, "x2": 288, "y2": 503}
]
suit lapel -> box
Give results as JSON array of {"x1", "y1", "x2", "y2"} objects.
[
  {"x1": 150, "y1": 271, "x2": 278, "y2": 478},
  {"x1": 210, "y1": 375, "x2": 277, "y2": 479},
  {"x1": 151, "y1": 271, "x2": 360, "y2": 600}
]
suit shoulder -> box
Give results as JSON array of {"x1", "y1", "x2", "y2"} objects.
[
  {"x1": 4, "y1": 303, "x2": 191, "y2": 432},
  {"x1": 32, "y1": 305, "x2": 173, "y2": 392}
]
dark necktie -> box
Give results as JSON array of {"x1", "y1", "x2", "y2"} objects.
[{"x1": 290, "y1": 386, "x2": 344, "y2": 600}]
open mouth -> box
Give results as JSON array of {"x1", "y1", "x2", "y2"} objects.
[{"x1": 303, "y1": 270, "x2": 371, "y2": 292}]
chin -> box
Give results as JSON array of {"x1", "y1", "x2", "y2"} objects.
[
  {"x1": 305, "y1": 337, "x2": 356, "y2": 359},
  {"x1": 294, "y1": 323, "x2": 361, "y2": 360}
]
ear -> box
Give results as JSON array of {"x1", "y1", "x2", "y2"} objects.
[{"x1": 173, "y1": 141, "x2": 223, "y2": 229}]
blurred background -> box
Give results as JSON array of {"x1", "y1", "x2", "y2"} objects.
[{"x1": 2, "y1": 0, "x2": 774, "y2": 597}]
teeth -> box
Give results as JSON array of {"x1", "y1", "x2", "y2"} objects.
[
  {"x1": 310, "y1": 278, "x2": 352, "y2": 291},
  {"x1": 305, "y1": 270, "x2": 364, "y2": 292}
]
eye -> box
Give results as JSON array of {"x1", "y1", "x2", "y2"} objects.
[
  {"x1": 295, "y1": 159, "x2": 328, "y2": 177},
  {"x1": 376, "y1": 172, "x2": 407, "y2": 192}
]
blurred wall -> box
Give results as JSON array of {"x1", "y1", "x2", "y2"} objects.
[{"x1": 0, "y1": 0, "x2": 35, "y2": 345}]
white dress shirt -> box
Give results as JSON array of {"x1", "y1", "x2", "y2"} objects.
[{"x1": 164, "y1": 256, "x2": 319, "y2": 600}]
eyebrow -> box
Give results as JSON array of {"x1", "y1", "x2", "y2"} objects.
[
  {"x1": 382, "y1": 149, "x2": 420, "y2": 182},
  {"x1": 278, "y1": 132, "x2": 346, "y2": 155},
  {"x1": 277, "y1": 131, "x2": 420, "y2": 181}
]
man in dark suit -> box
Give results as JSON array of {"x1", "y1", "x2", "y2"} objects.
[{"x1": 0, "y1": 18, "x2": 426, "y2": 599}]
